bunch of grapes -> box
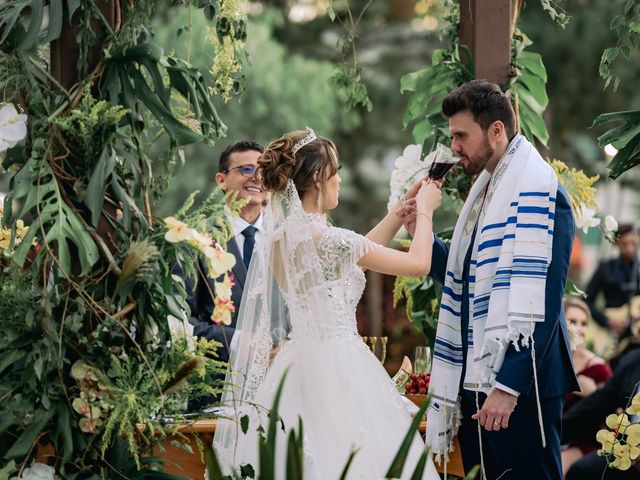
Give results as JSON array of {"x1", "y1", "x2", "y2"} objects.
[{"x1": 404, "y1": 372, "x2": 430, "y2": 395}]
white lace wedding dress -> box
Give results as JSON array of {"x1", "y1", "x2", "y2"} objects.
[{"x1": 214, "y1": 183, "x2": 439, "y2": 480}]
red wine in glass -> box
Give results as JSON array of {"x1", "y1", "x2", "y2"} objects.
[
  {"x1": 428, "y1": 160, "x2": 457, "y2": 180},
  {"x1": 427, "y1": 144, "x2": 459, "y2": 180}
]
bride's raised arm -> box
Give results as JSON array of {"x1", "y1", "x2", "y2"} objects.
[{"x1": 359, "y1": 180, "x2": 441, "y2": 277}]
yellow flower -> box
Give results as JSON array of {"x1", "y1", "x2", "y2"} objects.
[
  {"x1": 163, "y1": 217, "x2": 193, "y2": 243},
  {"x1": 214, "y1": 273, "x2": 234, "y2": 299},
  {"x1": 596, "y1": 429, "x2": 616, "y2": 454},
  {"x1": 626, "y1": 423, "x2": 640, "y2": 447},
  {"x1": 70, "y1": 360, "x2": 99, "y2": 382},
  {"x1": 611, "y1": 443, "x2": 633, "y2": 470},
  {"x1": 606, "y1": 413, "x2": 631, "y2": 430},
  {"x1": 630, "y1": 444, "x2": 640, "y2": 461},
  {"x1": 72, "y1": 398, "x2": 90, "y2": 415},
  {"x1": 204, "y1": 243, "x2": 236, "y2": 278},
  {"x1": 189, "y1": 228, "x2": 213, "y2": 250},
  {"x1": 79, "y1": 417, "x2": 101, "y2": 434},
  {"x1": 15, "y1": 218, "x2": 28, "y2": 240},
  {"x1": 211, "y1": 296, "x2": 236, "y2": 326},
  {"x1": 627, "y1": 392, "x2": 640, "y2": 416}
]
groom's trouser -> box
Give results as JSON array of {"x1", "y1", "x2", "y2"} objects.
[{"x1": 457, "y1": 389, "x2": 563, "y2": 480}]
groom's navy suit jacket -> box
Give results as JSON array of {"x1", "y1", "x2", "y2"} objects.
[
  {"x1": 185, "y1": 237, "x2": 247, "y2": 363},
  {"x1": 429, "y1": 184, "x2": 578, "y2": 399}
]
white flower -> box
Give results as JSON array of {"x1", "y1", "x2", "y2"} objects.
[
  {"x1": 10, "y1": 463, "x2": 55, "y2": 480},
  {"x1": 189, "y1": 229, "x2": 212, "y2": 250},
  {"x1": 604, "y1": 215, "x2": 618, "y2": 234},
  {"x1": 203, "y1": 243, "x2": 236, "y2": 278},
  {"x1": 395, "y1": 144, "x2": 422, "y2": 170},
  {"x1": 163, "y1": 217, "x2": 193, "y2": 243},
  {"x1": 388, "y1": 143, "x2": 447, "y2": 210},
  {"x1": 0, "y1": 104, "x2": 28, "y2": 153},
  {"x1": 167, "y1": 313, "x2": 195, "y2": 351},
  {"x1": 214, "y1": 273, "x2": 234, "y2": 299},
  {"x1": 388, "y1": 144, "x2": 426, "y2": 209},
  {"x1": 574, "y1": 205, "x2": 601, "y2": 234}
]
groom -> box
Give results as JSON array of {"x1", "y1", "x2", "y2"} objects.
[{"x1": 405, "y1": 80, "x2": 577, "y2": 479}]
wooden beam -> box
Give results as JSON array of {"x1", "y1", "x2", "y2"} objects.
[
  {"x1": 459, "y1": 0, "x2": 512, "y2": 85},
  {"x1": 50, "y1": 1, "x2": 117, "y2": 89}
]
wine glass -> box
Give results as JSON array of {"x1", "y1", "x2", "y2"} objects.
[
  {"x1": 414, "y1": 346, "x2": 432, "y2": 374},
  {"x1": 428, "y1": 144, "x2": 459, "y2": 180}
]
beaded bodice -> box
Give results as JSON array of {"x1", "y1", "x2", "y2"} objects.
[{"x1": 278, "y1": 216, "x2": 378, "y2": 340}]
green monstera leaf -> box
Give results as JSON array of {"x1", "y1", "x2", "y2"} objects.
[{"x1": 6, "y1": 142, "x2": 99, "y2": 276}]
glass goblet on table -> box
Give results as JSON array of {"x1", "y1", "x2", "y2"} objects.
[{"x1": 414, "y1": 346, "x2": 432, "y2": 374}]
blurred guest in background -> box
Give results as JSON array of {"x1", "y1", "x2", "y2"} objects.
[
  {"x1": 561, "y1": 297, "x2": 612, "y2": 476},
  {"x1": 608, "y1": 296, "x2": 640, "y2": 371},
  {"x1": 586, "y1": 224, "x2": 640, "y2": 337}
]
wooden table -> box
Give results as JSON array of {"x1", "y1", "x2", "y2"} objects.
[{"x1": 157, "y1": 419, "x2": 465, "y2": 478}]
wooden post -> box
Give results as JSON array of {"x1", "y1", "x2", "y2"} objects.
[
  {"x1": 50, "y1": 1, "x2": 118, "y2": 89},
  {"x1": 459, "y1": 0, "x2": 512, "y2": 85}
]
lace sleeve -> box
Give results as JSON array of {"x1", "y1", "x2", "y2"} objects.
[{"x1": 316, "y1": 227, "x2": 381, "y2": 281}]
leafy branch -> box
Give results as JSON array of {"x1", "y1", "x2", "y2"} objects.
[
  {"x1": 599, "y1": 0, "x2": 640, "y2": 92},
  {"x1": 539, "y1": 0, "x2": 571, "y2": 29},
  {"x1": 327, "y1": 0, "x2": 373, "y2": 112}
]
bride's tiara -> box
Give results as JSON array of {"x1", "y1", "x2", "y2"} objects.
[{"x1": 291, "y1": 127, "x2": 317, "y2": 155}]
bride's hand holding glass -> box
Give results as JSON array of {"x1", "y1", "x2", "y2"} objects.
[{"x1": 416, "y1": 180, "x2": 442, "y2": 216}]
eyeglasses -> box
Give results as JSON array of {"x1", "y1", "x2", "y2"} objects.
[{"x1": 223, "y1": 164, "x2": 256, "y2": 178}]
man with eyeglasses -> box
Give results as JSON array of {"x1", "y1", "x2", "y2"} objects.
[{"x1": 184, "y1": 141, "x2": 266, "y2": 387}]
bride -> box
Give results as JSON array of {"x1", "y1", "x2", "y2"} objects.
[{"x1": 213, "y1": 128, "x2": 441, "y2": 479}]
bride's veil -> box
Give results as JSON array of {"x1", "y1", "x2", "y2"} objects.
[{"x1": 213, "y1": 179, "x2": 329, "y2": 470}]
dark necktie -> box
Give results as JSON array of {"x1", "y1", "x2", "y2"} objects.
[{"x1": 241, "y1": 225, "x2": 257, "y2": 270}]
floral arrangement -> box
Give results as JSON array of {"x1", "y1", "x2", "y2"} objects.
[
  {"x1": 163, "y1": 216, "x2": 237, "y2": 325},
  {"x1": 387, "y1": 143, "x2": 459, "y2": 210},
  {"x1": 0, "y1": 2, "x2": 248, "y2": 477},
  {"x1": 548, "y1": 159, "x2": 619, "y2": 240},
  {"x1": 596, "y1": 389, "x2": 640, "y2": 471},
  {"x1": 387, "y1": 144, "x2": 431, "y2": 210}
]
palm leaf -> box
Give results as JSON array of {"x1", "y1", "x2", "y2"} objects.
[
  {"x1": 593, "y1": 110, "x2": 640, "y2": 179},
  {"x1": 385, "y1": 394, "x2": 431, "y2": 478}
]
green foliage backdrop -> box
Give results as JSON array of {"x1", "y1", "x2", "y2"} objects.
[{"x1": 0, "y1": 1, "x2": 245, "y2": 477}]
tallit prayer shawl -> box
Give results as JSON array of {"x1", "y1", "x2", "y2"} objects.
[{"x1": 426, "y1": 135, "x2": 558, "y2": 460}]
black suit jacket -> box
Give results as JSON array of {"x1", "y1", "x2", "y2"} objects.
[
  {"x1": 185, "y1": 237, "x2": 247, "y2": 362},
  {"x1": 585, "y1": 256, "x2": 640, "y2": 328},
  {"x1": 563, "y1": 349, "x2": 640, "y2": 444}
]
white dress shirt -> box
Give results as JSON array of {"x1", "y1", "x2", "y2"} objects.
[{"x1": 227, "y1": 213, "x2": 263, "y2": 263}]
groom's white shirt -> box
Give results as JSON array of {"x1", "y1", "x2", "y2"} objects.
[{"x1": 227, "y1": 213, "x2": 263, "y2": 263}]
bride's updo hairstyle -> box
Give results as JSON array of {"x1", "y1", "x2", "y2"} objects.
[{"x1": 258, "y1": 129, "x2": 339, "y2": 199}]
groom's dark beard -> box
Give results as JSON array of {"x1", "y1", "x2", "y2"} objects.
[{"x1": 462, "y1": 135, "x2": 495, "y2": 176}]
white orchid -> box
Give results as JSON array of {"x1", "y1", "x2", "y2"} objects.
[
  {"x1": 0, "y1": 104, "x2": 28, "y2": 153},
  {"x1": 388, "y1": 144, "x2": 434, "y2": 210},
  {"x1": 203, "y1": 243, "x2": 236, "y2": 278},
  {"x1": 10, "y1": 463, "x2": 55, "y2": 480},
  {"x1": 604, "y1": 215, "x2": 618, "y2": 234},
  {"x1": 574, "y1": 204, "x2": 601, "y2": 234},
  {"x1": 163, "y1": 217, "x2": 193, "y2": 243},
  {"x1": 394, "y1": 144, "x2": 422, "y2": 170}
]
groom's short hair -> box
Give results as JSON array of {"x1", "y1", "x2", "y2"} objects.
[{"x1": 442, "y1": 80, "x2": 516, "y2": 139}]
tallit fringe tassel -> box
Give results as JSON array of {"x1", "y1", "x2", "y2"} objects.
[
  {"x1": 433, "y1": 402, "x2": 463, "y2": 468},
  {"x1": 531, "y1": 333, "x2": 547, "y2": 448}
]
